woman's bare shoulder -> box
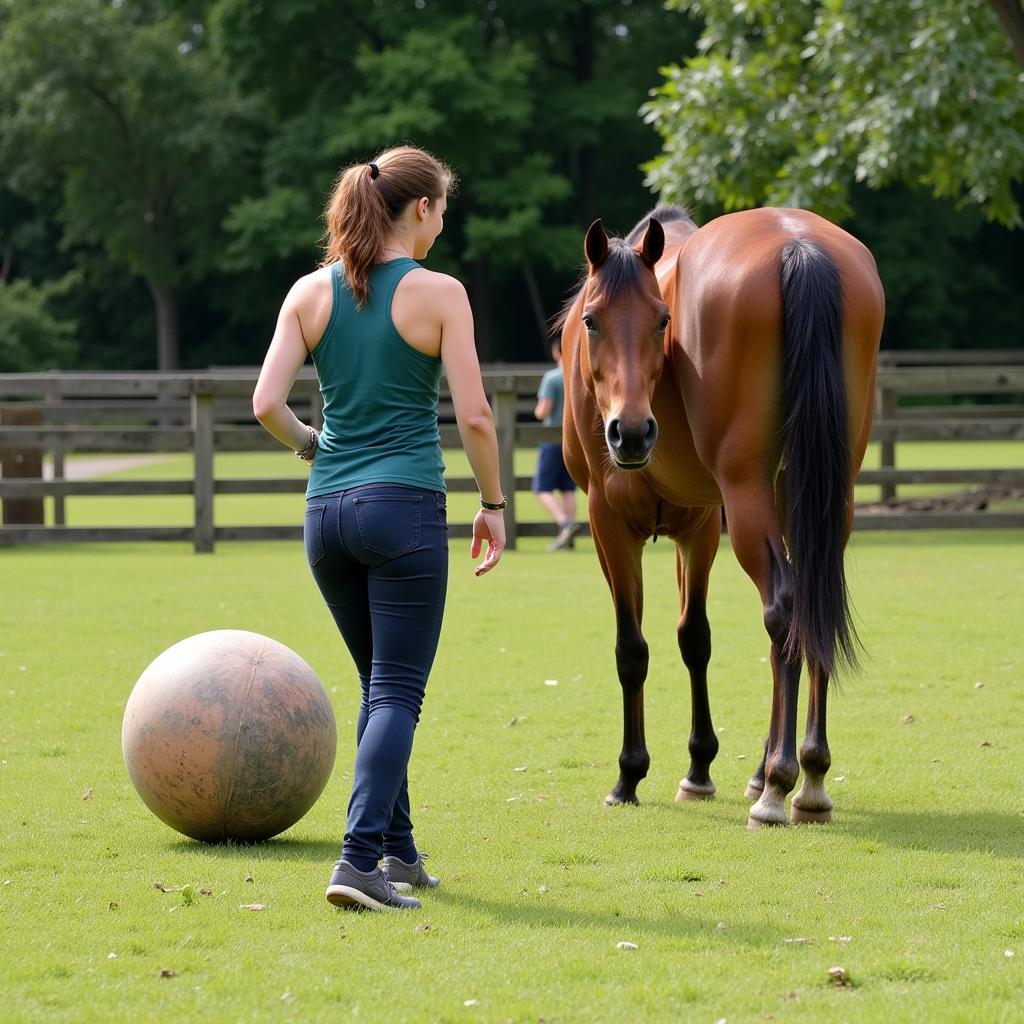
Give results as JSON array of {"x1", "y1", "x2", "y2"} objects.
[
  {"x1": 287, "y1": 265, "x2": 333, "y2": 306},
  {"x1": 401, "y1": 267, "x2": 468, "y2": 307}
]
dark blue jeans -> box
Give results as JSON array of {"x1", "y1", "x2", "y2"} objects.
[{"x1": 304, "y1": 484, "x2": 448, "y2": 870}]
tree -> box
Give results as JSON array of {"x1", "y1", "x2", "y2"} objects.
[
  {"x1": 642, "y1": 0, "x2": 1024, "y2": 226},
  {"x1": 0, "y1": 0, "x2": 255, "y2": 369},
  {"x1": 0, "y1": 275, "x2": 78, "y2": 372},
  {"x1": 209, "y1": 0, "x2": 698, "y2": 360}
]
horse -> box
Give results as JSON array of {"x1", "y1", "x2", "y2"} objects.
[{"x1": 558, "y1": 204, "x2": 884, "y2": 827}]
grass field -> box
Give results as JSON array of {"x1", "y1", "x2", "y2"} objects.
[
  {"x1": 2, "y1": 523, "x2": 1022, "y2": 1022},
  {"x1": 45, "y1": 439, "x2": 1024, "y2": 527}
]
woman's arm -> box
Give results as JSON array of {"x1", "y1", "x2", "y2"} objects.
[
  {"x1": 253, "y1": 281, "x2": 318, "y2": 459},
  {"x1": 438, "y1": 276, "x2": 505, "y2": 575}
]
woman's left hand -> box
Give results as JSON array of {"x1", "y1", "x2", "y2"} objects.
[{"x1": 470, "y1": 508, "x2": 505, "y2": 576}]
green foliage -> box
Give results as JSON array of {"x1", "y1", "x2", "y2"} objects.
[
  {"x1": 0, "y1": 274, "x2": 79, "y2": 371},
  {"x1": 644, "y1": 0, "x2": 1024, "y2": 226}
]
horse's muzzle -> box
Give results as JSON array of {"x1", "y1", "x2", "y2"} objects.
[{"x1": 606, "y1": 415, "x2": 658, "y2": 469}]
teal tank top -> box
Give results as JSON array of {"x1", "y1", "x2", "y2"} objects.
[{"x1": 306, "y1": 259, "x2": 446, "y2": 498}]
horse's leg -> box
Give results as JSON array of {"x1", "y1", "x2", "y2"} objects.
[
  {"x1": 744, "y1": 740, "x2": 767, "y2": 801},
  {"x1": 720, "y1": 483, "x2": 802, "y2": 827},
  {"x1": 791, "y1": 662, "x2": 833, "y2": 822},
  {"x1": 674, "y1": 514, "x2": 720, "y2": 801},
  {"x1": 589, "y1": 494, "x2": 650, "y2": 806}
]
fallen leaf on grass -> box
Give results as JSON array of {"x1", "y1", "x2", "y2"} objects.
[
  {"x1": 107, "y1": 952, "x2": 117, "y2": 960},
  {"x1": 82, "y1": 788, "x2": 93, "y2": 801},
  {"x1": 244, "y1": 875, "x2": 254, "y2": 883},
  {"x1": 199, "y1": 888, "x2": 214, "y2": 897},
  {"x1": 464, "y1": 999, "x2": 480, "y2": 1007},
  {"x1": 240, "y1": 903, "x2": 266, "y2": 911},
  {"x1": 413, "y1": 924, "x2": 431, "y2": 932},
  {"x1": 829, "y1": 936, "x2": 853, "y2": 944},
  {"x1": 616, "y1": 941, "x2": 639, "y2": 951},
  {"x1": 153, "y1": 882, "x2": 171, "y2": 892},
  {"x1": 981, "y1": 741, "x2": 993, "y2": 748},
  {"x1": 159, "y1": 969, "x2": 176, "y2": 979},
  {"x1": 108, "y1": 902, "x2": 118, "y2": 910},
  {"x1": 505, "y1": 716, "x2": 522, "y2": 727},
  {"x1": 1006, "y1": 950, "x2": 1016, "y2": 958},
  {"x1": 900, "y1": 715, "x2": 915, "y2": 724},
  {"x1": 785, "y1": 937, "x2": 815, "y2": 945},
  {"x1": 828, "y1": 966, "x2": 850, "y2": 987}
]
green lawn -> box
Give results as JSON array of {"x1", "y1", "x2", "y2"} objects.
[
  {"x1": 46, "y1": 439, "x2": 1024, "y2": 528},
  {"x1": 2, "y1": 530, "x2": 1022, "y2": 1022}
]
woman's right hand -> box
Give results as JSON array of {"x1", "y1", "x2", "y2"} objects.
[{"x1": 470, "y1": 508, "x2": 506, "y2": 576}]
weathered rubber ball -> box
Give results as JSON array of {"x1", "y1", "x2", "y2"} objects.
[{"x1": 122, "y1": 630, "x2": 337, "y2": 842}]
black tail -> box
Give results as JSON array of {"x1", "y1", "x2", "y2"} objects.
[{"x1": 779, "y1": 238, "x2": 859, "y2": 676}]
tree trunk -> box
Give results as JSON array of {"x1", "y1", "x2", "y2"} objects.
[
  {"x1": 148, "y1": 280, "x2": 179, "y2": 371},
  {"x1": 988, "y1": 0, "x2": 1024, "y2": 66},
  {"x1": 570, "y1": 6, "x2": 599, "y2": 224},
  {"x1": 521, "y1": 261, "x2": 550, "y2": 352},
  {"x1": 468, "y1": 258, "x2": 495, "y2": 363}
]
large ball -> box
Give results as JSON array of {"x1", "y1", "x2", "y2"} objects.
[{"x1": 122, "y1": 630, "x2": 337, "y2": 843}]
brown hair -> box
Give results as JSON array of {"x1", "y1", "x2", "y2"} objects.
[{"x1": 322, "y1": 145, "x2": 455, "y2": 307}]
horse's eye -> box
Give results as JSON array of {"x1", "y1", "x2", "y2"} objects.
[
  {"x1": 658, "y1": 315, "x2": 671, "y2": 332},
  {"x1": 583, "y1": 315, "x2": 597, "y2": 334}
]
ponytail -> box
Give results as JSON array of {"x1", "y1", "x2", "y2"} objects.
[{"x1": 322, "y1": 146, "x2": 455, "y2": 308}]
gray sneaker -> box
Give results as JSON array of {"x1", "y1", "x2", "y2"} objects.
[
  {"x1": 325, "y1": 859, "x2": 422, "y2": 911},
  {"x1": 548, "y1": 521, "x2": 580, "y2": 551},
  {"x1": 382, "y1": 852, "x2": 440, "y2": 892}
]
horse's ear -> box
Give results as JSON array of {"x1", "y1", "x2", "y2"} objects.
[
  {"x1": 585, "y1": 219, "x2": 608, "y2": 269},
  {"x1": 640, "y1": 218, "x2": 665, "y2": 269}
]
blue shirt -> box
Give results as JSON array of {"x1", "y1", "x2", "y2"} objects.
[{"x1": 537, "y1": 366, "x2": 564, "y2": 427}]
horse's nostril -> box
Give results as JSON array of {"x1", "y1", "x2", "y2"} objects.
[
  {"x1": 644, "y1": 418, "x2": 657, "y2": 441},
  {"x1": 606, "y1": 418, "x2": 622, "y2": 446}
]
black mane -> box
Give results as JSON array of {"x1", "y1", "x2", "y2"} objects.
[
  {"x1": 551, "y1": 239, "x2": 647, "y2": 336},
  {"x1": 624, "y1": 204, "x2": 694, "y2": 245},
  {"x1": 551, "y1": 206, "x2": 694, "y2": 336}
]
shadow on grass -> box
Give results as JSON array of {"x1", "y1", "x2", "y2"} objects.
[
  {"x1": 437, "y1": 890, "x2": 780, "y2": 950},
  {"x1": 836, "y1": 807, "x2": 1024, "y2": 858},
  {"x1": 160, "y1": 836, "x2": 339, "y2": 861}
]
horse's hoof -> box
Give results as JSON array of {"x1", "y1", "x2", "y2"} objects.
[
  {"x1": 604, "y1": 792, "x2": 639, "y2": 807},
  {"x1": 676, "y1": 780, "x2": 715, "y2": 802},
  {"x1": 746, "y1": 814, "x2": 787, "y2": 830},
  {"x1": 791, "y1": 805, "x2": 832, "y2": 824},
  {"x1": 744, "y1": 782, "x2": 764, "y2": 801}
]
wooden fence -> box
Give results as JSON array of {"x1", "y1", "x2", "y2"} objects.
[{"x1": 0, "y1": 354, "x2": 1021, "y2": 551}]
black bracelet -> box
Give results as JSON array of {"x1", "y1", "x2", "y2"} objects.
[
  {"x1": 480, "y1": 495, "x2": 507, "y2": 510},
  {"x1": 295, "y1": 427, "x2": 318, "y2": 459}
]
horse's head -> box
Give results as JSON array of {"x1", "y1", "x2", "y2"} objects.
[{"x1": 575, "y1": 218, "x2": 668, "y2": 469}]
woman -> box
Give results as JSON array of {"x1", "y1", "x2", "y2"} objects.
[{"x1": 253, "y1": 145, "x2": 506, "y2": 912}]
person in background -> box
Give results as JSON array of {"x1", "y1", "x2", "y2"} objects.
[
  {"x1": 253, "y1": 145, "x2": 506, "y2": 912},
  {"x1": 533, "y1": 339, "x2": 579, "y2": 551}
]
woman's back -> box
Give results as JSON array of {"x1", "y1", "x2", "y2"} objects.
[{"x1": 307, "y1": 258, "x2": 445, "y2": 498}]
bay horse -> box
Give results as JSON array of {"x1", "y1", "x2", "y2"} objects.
[{"x1": 558, "y1": 205, "x2": 884, "y2": 827}]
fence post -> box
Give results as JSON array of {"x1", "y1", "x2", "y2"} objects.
[
  {"x1": 492, "y1": 384, "x2": 518, "y2": 550},
  {"x1": 0, "y1": 405, "x2": 45, "y2": 525},
  {"x1": 46, "y1": 389, "x2": 66, "y2": 526},
  {"x1": 876, "y1": 380, "x2": 897, "y2": 504},
  {"x1": 192, "y1": 389, "x2": 215, "y2": 553}
]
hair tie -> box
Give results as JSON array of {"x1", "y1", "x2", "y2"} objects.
[{"x1": 368, "y1": 162, "x2": 379, "y2": 180}]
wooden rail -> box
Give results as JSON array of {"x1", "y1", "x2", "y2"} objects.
[{"x1": 0, "y1": 356, "x2": 1022, "y2": 550}]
